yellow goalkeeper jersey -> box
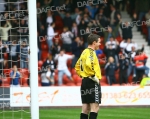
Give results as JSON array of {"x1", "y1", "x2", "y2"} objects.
[{"x1": 75, "y1": 48, "x2": 102, "y2": 80}]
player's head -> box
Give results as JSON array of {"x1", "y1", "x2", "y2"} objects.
[{"x1": 87, "y1": 34, "x2": 101, "y2": 50}]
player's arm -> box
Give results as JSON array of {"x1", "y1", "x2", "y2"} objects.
[
  {"x1": 75, "y1": 57, "x2": 81, "y2": 76},
  {"x1": 85, "y1": 52, "x2": 101, "y2": 84}
]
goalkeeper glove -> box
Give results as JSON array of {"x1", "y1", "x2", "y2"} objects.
[{"x1": 89, "y1": 76, "x2": 99, "y2": 84}]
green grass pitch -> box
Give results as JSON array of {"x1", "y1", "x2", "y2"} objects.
[{"x1": 0, "y1": 107, "x2": 150, "y2": 119}]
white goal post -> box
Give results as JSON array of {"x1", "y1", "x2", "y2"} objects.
[{"x1": 28, "y1": 0, "x2": 39, "y2": 119}]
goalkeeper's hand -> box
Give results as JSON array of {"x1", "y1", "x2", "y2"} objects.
[{"x1": 89, "y1": 76, "x2": 99, "y2": 84}]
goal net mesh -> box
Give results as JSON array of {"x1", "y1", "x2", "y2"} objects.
[{"x1": 0, "y1": 0, "x2": 31, "y2": 118}]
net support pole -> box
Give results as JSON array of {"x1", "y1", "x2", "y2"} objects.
[{"x1": 28, "y1": 0, "x2": 39, "y2": 119}]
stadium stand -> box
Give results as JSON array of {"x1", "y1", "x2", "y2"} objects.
[{"x1": 0, "y1": 0, "x2": 150, "y2": 87}]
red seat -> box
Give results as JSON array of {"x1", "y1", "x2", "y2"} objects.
[
  {"x1": 76, "y1": 82, "x2": 81, "y2": 86},
  {"x1": 63, "y1": 75, "x2": 72, "y2": 84},
  {"x1": 66, "y1": 82, "x2": 76, "y2": 86},
  {"x1": 100, "y1": 82, "x2": 109, "y2": 86},
  {"x1": 112, "y1": 84, "x2": 120, "y2": 86},
  {"x1": 71, "y1": 69, "x2": 76, "y2": 75},
  {"x1": 4, "y1": 53, "x2": 8, "y2": 60},
  {"x1": 73, "y1": 74, "x2": 82, "y2": 84},
  {"x1": 19, "y1": 68, "x2": 29, "y2": 78},
  {"x1": 67, "y1": 59, "x2": 72, "y2": 67},
  {"x1": 54, "y1": 70, "x2": 58, "y2": 74},
  {"x1": 128, "y1": 75, "x2": 133, "y2": 83},
  {"x1": 20, "y1": 77, "x2": 28, "y2": 85},
  {"x1": 38, "y1": 61, "x2": 43, "y2": 68},
  {"x1": 98, "y1": 54, "x2": 105, "y2": 59},
  {"x1": 41, "y1": 44, "x2": 48, "y2": 51},
  {"x1": 115, "y1": 73, "x2": 119, "y2": 83},
  {"x1": 99, "y1": 44, "x2": 104, "y2": 50},
  {"x1": 3, "y1": 69, "x2": 11, "y2": 77},
  {"x1": 54, "y1": 74, "x2": 58, "y2": 85},
  {"x1": 99, "y1": 59, "x2": 106, "y2": 65},
  {"x1": 100, "y1": 76, "x2": 107, "y2": 83},
  {"x1": 0, "y1": 83, "x2": 10, "y2": 87},
  {"x1": 22, "y1": 83, "x2": 29, "y2": 87},
  {"x1": 41, "y1": 51, "x2": 49, "y2": 61},
  {"x1": 2, "y1": 77, "x2": 11, "y2": 84}
]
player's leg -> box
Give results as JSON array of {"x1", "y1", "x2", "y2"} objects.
[
  {"x1": 89, "y1": 103, "x2": 99, "y2": 119},
  {"x1": 80, "y1": 104, "x2": 90, "y2": 119},
  {"x1": 80, "y1": 78, "x2": 90, "y2": 119},
  {"x1": 89, "y1": 83, "x2": 101, "y2": 119}
]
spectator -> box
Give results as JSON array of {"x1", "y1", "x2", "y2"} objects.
[
  {"x1": 71, "y1": 37, "x2": 84, "y2": 68},
  {"x1": 61, "y1": 27, "x2": 74, "y2": 52},
  {"x1": 120, "y1": 39, "x2": 138, "y2": 54},
  {"x1": 95, "y1": 8, "x2": 107, "y2": 27},
  {"x1": 140, "y1": 74, "x2": 150, "y2": 86},
  {"x1": 127, "y1": 45, "x2": 144, "y2": 77},
  {"x1": 109, "y1": 5, "x2": 121, "y2": 28},
  {"x1": 119, "y1": 54, "x2": 129, "y2": 85},
  {"x1": 0, "y1": 20, "x2": 12, "y2": 44},
  {"x1": 86, "y1": 3, "x2": 98, "y2": 19},
  {"x1": 71, "y1": 8, "x2": 81, "y2": 20},
  {"x1": 120, "y1": 21, "x2": 133, "y2": 40},
  {"x1": 64, "y1": 0, "x2": 73, "y2": 13},
  {"x1": 134, "y1": 52, "x2": 149, "y2": 77},
  {"x1": 0, "y1": 40, "x2": 9, "y2": 74},
  {"x1": 46, "y1": 10, "x2": 53, "y2": 25},
  {"x1": 145, "y1": 9, "x2": 150, "y2": 46},
  {"x1": 47, "y1": 22, "x2": 57, "y2": 53},
  {"x1": 72, "y1": 22, "x2": 79, "y2": 39},
  {"x1": 51, "y1": 39, "x2": 61, "y2": 57},
  {"x1": 105, "y1": 37, "x2": 118, "y2": 49},
  {"x1": 41, "y1": 66, "x2": 54, "y2": 86},
  {"x1": 83, "y1": 13, "x2": 91, "y2": 23},
  {"x1": 96, "y1": 49, "x2": 103, "y2": 57},
  {"x1": 97, "y1": 21, "x2": 119, "y2": 43},
  {"x1": 63, "y1": 12, "x2": 73, "y2": 30},
  {"x1": 10, "y1": 65, "x2": 21, "y2": 87},
  {"x1": 8, "y1": 40, "x2": 20, "y2": 68},
  {"x1": 54, "y1": 49, "x2": 74, "y2": 86},
  {"x1": 136, "y1": 0, "x2": 150, "y2": 31},
  {"x1": 42, "y1": 54, "x2": 56, "y2": 81},
  {"x1": 105, "y1": 57, "x2": 118, "y2": 85},
  {"x1": 104, "y1": 39, "x2": 120, "y2": 63},
  {"x1": 20, "y1": 41, "x2": 28, "y2": 68},
  {"x1": 17, "y1": 19, "x2": 28, "y2": 42}
]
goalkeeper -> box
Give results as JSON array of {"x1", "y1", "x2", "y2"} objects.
[{"x1": 75, "y1": 34, "x2": 102, "y2": 119}]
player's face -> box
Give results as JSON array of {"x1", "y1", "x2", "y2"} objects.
[{"x1": 95, "y1": 38, "x2": 101, "y2": 50}]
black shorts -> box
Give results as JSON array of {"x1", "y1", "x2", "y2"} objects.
[{"x1": 80, "y1": 77, "x2": 101, "y2": 104}]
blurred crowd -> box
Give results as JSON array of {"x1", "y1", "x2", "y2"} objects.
[{"x1": 0, "y1": 0, "x2": 150, "y2": 87}]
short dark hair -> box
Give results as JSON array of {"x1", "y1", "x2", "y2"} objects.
[{"x1": 87, "y1": 34, "x2": 100, "y2": 45}]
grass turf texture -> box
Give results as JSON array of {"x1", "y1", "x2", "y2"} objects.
[{"x1": 0, "y1": 107, "x2": 150, "y2": 119}]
